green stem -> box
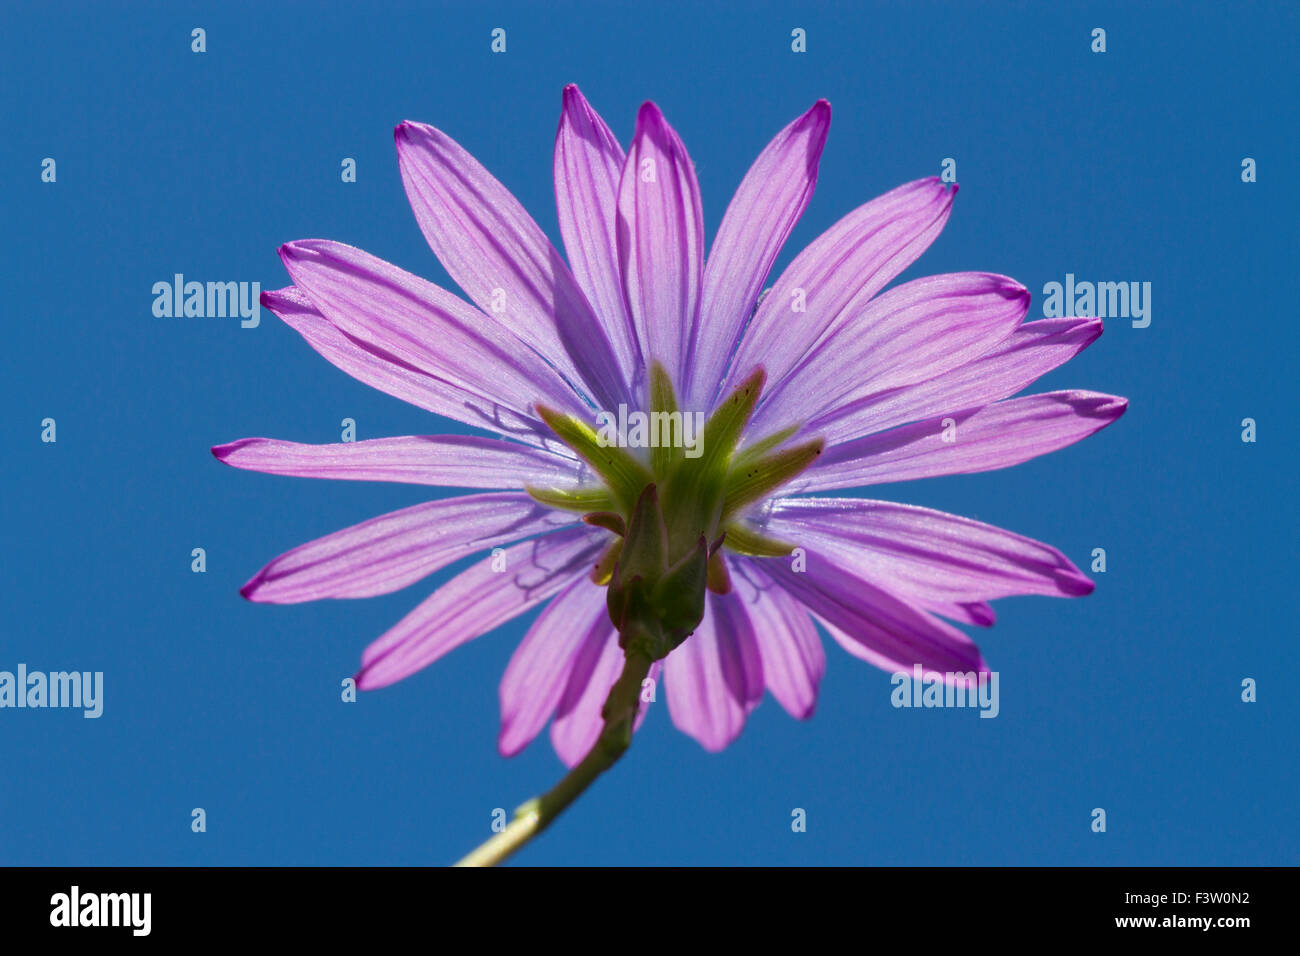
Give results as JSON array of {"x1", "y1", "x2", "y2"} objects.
[{"x1": 453, "y1": 650, "x2": 653, "y2": 867}]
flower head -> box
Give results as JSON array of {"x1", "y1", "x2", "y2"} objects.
[{"x1": 215, "y1": 85, "x2": 1125, "y2": 764}]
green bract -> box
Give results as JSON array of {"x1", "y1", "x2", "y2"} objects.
[{"x1": 527, "y1": 363, "x2": 821, "y2": 660}]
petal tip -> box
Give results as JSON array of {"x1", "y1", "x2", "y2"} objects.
[
  {"x1": 986, "y1": 274, "x2": 1030, "y2": 303},
  {"x1": 1070, "y1": 391, "x2": 1129, "y2": 420},
  {"x1": 635, "y1": 100, "x2": 666, "y2": 129},
  {"x1": 394, "y1": 120, "x2": 440, "y2": 153},
  {"x1": 355, "y1": 659, "x2": 404, "y2": 692},
  {"x1": 804, "y1": 98, "x2": 832, "y2": 127},
  {"x1": 1065, "y1": 572, "x2": 1096, "y2": 597},
  {"x1": 277, "y1": 241, "x2": 305, "y2": 265},
  {"x1": 1102, "y1": 394, "x2": 1130, "y2": 419},
  {"x1": 920, "y1": 175, "x2": 958, "y2": 199}
]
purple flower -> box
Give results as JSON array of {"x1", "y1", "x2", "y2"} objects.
[{"x1": 215, "y1": 86, "x2": 1125, "y2": 765}]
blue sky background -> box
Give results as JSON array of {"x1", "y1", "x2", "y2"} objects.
[{"x1": 3, "y1": 0, "x2": 1296, "y2": 865}]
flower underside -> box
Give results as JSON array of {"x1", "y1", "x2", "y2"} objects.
[
  {"x1": 212, "y1": 86, "x2": 1129, "y2": 775},
  {"x1": 528, "y1": 361, "x2": 822, "y2": 661}
]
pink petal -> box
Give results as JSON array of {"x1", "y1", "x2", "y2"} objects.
[
  {"x1": 730, "y1": 558, "x2": 825, "y2": 719},
  {"x1": 796, "y1": 390, "x2": 1128, "y2": 491},
  {"x1": 498, "y1": 576, "x2": 610, "y2": 757},
  {"x1": 688, "y1": 101, "x2": 831, "y2": 407},
  {"x1": 813, "y1": 616, "x2": 983, "y2": 687},
  {"x1": 241, "y1": 492, "x2": 575, "y2": 604},
  {"x1": 715, "y1": 591, "x2": 765, "y2": 713},
  {"x1": 395, "y1": 120, "x2": 627, "y2": 409},
  {"x1": 721, "y1": 177, "x2": 956, "y2": 403},
  {"x1": 751, "y1": 272, "x2": 1028, "y2": 437},
  {"x1": 616, "y1": 102, "x2": 704, "y2": 388},
  {"x1": 763, "y1": 497, "x2": 1094, "y2": 602},
  {"x1": 550, "y1": 626, "x2": 622, "y2": 768},
  {"x1": 554, "y1": 85, "x2": 640, "y2": 389},
  {"x1": 212, "y1": 435, "x2": 583, "y2": 488},
  {"x1": 810, "y1": 317, "x2": 1105, "y2": 445},
  {"x1": 918, "y1": 599, "x2": 997, "y2": 628},
  {"x1": 764, "y1": 553, "x2": 989, "y2": 677},
  {"x1": 262, "y1": 286, "x2": 552, "y2": 446},
  {"x1": 357, "y1": 526, "x2": 605, "y2": 691},
  {"x1": 664, "y1": 592, "x2": 763, "y2": 751},
  {"x1": 277, "y1": 242, "x2": 591, "y2": 426}
]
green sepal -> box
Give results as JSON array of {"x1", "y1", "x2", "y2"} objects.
[
  {"x1": 721, "y1": 438, "x2": 824, "y2": 519},
  {"x1": 614, "y1": 484, "x2": 668, "y2": 585},
  {"x1": 582, "y1": 511, "x2": 626, "y2": 536},
  {"x1": 722, "y1": 522, "x2": 796, "y2": 557},
  {"x1": 607, "y1": 485, "x2": 668, "y2": 635},
  {"x1": 659, "y1": 462, "x2": 726, "y2": 560},
  {"x1": 590, "y1": 539, "x2": 622, "y2": 585},
  {"x1": 730, "y1": 424, "x2": 800, "y2": 472},
  {"x1": 651, "y1": 535, "x2": 710, "y2": 646},
  {"x1": 648, "y1": 361, "x2": 681, "y2": 477},
  {"x1": 697, "y1": 367, "x2": 766, "y2": 475},
  {"x1": 706, "y1": 549, "x2": 733, "y2": 594},
  {"x1": 658, "y1": 368, "x2": 766, "y2": 555},
  {"x1": 526, "y1": 484, "x2": 617, "y2": 513},
  {"x1": 536, "y1": 404, "x2": 653, "y2": 511}
]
